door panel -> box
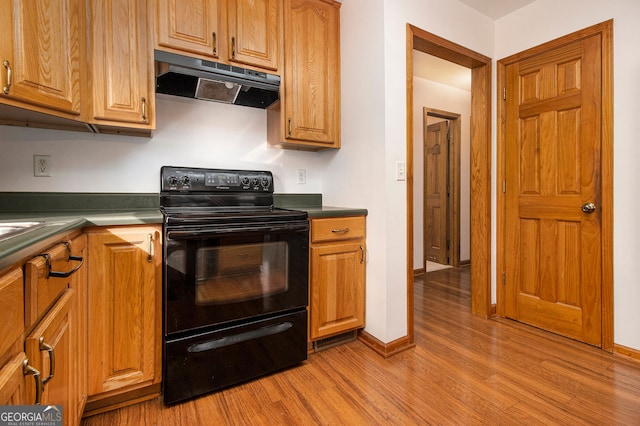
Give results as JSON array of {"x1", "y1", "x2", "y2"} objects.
[
  {"x1": 505, "y1": 34, "x2": 602, "y2": 346},
  {"x1": 425, "y1": 121, "x2": 449, "y2": 265}
]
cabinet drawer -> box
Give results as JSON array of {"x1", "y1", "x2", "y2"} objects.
[
  {"x1": 311, "y1": 216, "x2": 365, "y2": 243},
  {"x1": 0, "y1": 268, "x2": 24, "y2": 357},
  {"x1": 24, "y1": 241, "x2": 83, "y2": 329}
]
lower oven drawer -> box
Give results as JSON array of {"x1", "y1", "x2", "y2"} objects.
[{"x1": 163, "y1": 309, "x2": 307, "y2": 405}]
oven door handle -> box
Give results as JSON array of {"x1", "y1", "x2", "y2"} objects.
[
  {"x1": 187, "y1": 322, "x2": 293, "y2": 353},
  {"x1": 166, "y1": 223, "x2": 309, "y2": 239}
]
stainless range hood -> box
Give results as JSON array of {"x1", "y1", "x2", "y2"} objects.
[{"x1": 154, "y1": 50, "x2": 280, "y2": 109}]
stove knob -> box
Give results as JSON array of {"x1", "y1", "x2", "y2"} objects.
[
  {"x1": 180, "y1": 175, "x2": 191, "y2": 185},
  {"x1": 261, "y1": 177, "x2": 270, "y2": 188},
  {"x1": 241, "y1": 176, "x2": 250, "y2": 186},
  {"x1": 167, "y1": 176, "x2": 178, "y2": 186},
  {"x1": 251, "y1": 177, "x2": 259, "y2": 186}
]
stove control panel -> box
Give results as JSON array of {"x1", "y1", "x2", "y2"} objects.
[{"x1": 161, "y1": 166, "x2": 274, "y2": 192}]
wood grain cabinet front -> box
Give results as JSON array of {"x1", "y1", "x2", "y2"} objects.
[
  {"x1": 87, "y1": 0, "x2": 155, "y2": 135},
  {"x1": 0, "y1": 268, "x2": 30, "y2": 406},
  {"x1": 268, "y1": 0, "x2": 341, "y2": 150},
  {"x1": 84, "y1": 226, "x2": 161, "y2": 416},
  {"x1": 156, "y1": 0, "x2": 281, "y2": 73},
  {"x1": 309, "y1": 216, "x2": 366, "y2": 341},
  {"x1": 0, "y1": 0, "x2": 83, "y2": 118}
]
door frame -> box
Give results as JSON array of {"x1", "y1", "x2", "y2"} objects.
[
  {"x1": 407, "y1": 24, "x2": 493, "y2": 345},
  {"x1": 423, "y1": 109, "x2": 462, "y2": 268},
  {"x1": 496, "y1": 20, "x2": 614, "y2": 351}
]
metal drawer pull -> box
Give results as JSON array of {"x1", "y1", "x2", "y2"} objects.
[
  {"x1": 44, "y1": 254, "x2": 83, "y2": 278},
  {"x1": 141, "y1": 97, "x2": 147, "y2": 123},
  {"x1": 212, "y1": 32, "x2": 217, "y2": 55},
  {"x1": 37, "y1": 242, "x2": 84, "y2": 278},
  {"x1": 3, "y1": 60, "x2": 11, "y2": 94},
  {"x1": 331, "y1": 228, "x2": 350, "y2": 234},
  {"x1": 23, "y1": 359, "x2": 43, "y2": 405},
  {"x1": 39, "y1": 337, "x2": 55, "y2": 385}
]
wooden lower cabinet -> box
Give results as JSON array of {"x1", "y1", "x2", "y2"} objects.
[
  {"x1": 25, "y1": 290, "x2": 76, "y2": 425},
  {"x1": 309, "y1": 216, "x2": 365, "y2": 341},
  {"x1": 84, "y1": 225, "x2": 162, "y2": 415},
  {"x1": 0, "y1": 267, "x2": 30, "y2": 406}
]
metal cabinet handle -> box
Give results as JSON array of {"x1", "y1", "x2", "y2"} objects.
[
  {"x1": 147, "y1": 233, "x2": 154, "y2": 263},
  {"x1": 231, "y1": 36, "x2": 236, "y2": 59},
  {"x1": 3, "y1": 60, "x2": 11, "y2": 94},
  {"x1": 141, "y1": 97, "x2": 147, "y2": 123},
  {"x1": 582, "y1": 202, "x2": 596, "y2": 214},
  {"x1": 360, "y1": 245, "x2": 364, "y2": 264},
  {"x1": 37, "y1": 242, "x2": 84, "y2": 278},
  {"x1": 39, "y1": 337, "x2": 55, "y2": 385},
  {"x1": 212, "y1": 32, "x2": 217, "y2": 55},
  {"x1": 288, "y1": 118, "x2": 292, "y2": 137},
  {"x1": 331, "y1": 228, "x2": 350, "y2": 234},
  {"x1": 23, "y1": 359, "x2": 43, "y2": 405}
]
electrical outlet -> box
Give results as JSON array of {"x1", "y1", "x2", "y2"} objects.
[
  {"x1": 297, "y1": 169, "x2": 306, "y2": 184},
  {"x1": 395, "y1": 161, "x2": 406, "y2": 181},
  {"x1": 34, "y1": 155, "x2": 52, "y2": 177}
]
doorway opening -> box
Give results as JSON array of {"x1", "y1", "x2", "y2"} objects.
[{"x1": 406, "y1": 25, "x2": 492, "y2": 346}]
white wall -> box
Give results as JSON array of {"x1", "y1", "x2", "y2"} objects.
[
  {"x1": 331, "y1": 0, "x2": 494, "y2": 343},
  {"x1": 0, "y1": 95, "x2": 325, "y2": 193},
  {"x1": 495, "y1": 0, "x2": 640, "y2": 352},
  {"x1": 413, "y1": 77, "x2": 471, "y2": 269}
]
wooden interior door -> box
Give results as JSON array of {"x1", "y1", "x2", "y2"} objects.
[
  {"x1": 504, "y1": 34, "x2": 603, "y2": 346},
  {"x1": 425, "y1": 120, "x2": 449, "y2": 265}
]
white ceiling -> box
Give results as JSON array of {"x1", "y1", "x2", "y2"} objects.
[
  {"x1": 413, "y1": 51, "x2": 471, "y2": 91},
  {"x1": 457, "y1": 0, "x2": 536, "y2": 19}
]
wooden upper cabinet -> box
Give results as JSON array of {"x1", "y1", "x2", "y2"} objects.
[
  {"x1": 268, "y1": 0, "x2": 341, "y2": 150},
  {"x1": 227, "y1": 0, "x2": 280, "y2": 71},
  {"x1": 0, "y1": 0, "x2": 82, "y2": 117},
  {"x1": 88, "y1": 0, "x2": 155, "y2": 133},
  {"x1": 157, "y1": 0, "x2": 223, "y2": 60}
]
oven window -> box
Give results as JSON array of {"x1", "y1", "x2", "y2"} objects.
[{"x1": 194, "y1": 241, "x2": 289, "y2": 305}]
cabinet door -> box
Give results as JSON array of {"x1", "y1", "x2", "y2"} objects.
[
  {"x1": 0, "y1": 353, "x2": 32, "y2": 405},
  {"x1": 227, "y1": 0, "x2": 280, "y2": 71},
  {"x1": 310, "y1": 241, "x2": 365, "y2": 340},
  {"x1": 157, "y1": 0, "x2": 222, "y2": 59},
  {"x1": 25, "y1": 290, "x2": 76, "y2": 425},
  {"x1": 282, "y1": 0, "x2": 340, "y2": 146},
  {"x1": 0, "y1": 0, "x2": 82, "y2": 116},
  {"x1": 86, "y1": 227, "x2": 161, "y2": 396},
  {"x1": 69, "y1": 235, "x2": 87, "y2": 422},
  {"x1": 90, "y1": 0, "x2": 154, "y2": 129}
]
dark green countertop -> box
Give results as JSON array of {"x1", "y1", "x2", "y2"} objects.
[
  {"x1": 273, "y1": 193, "x2": 368, "y2": 218},
  {"x1": 0, "y1": 192, "x2": 366, "y2": 271},
  {"x1": 0, "y1": 193, "x2": 163, "y2": 271}
]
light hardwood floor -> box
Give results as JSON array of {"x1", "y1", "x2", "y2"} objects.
[{"x1": 82, "y1": 267, "x2": 640, "y2": 425}]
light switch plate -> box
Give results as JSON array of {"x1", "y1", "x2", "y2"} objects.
[{"x1": 395, "y1": 161, "x2": 406, "y2": 181}]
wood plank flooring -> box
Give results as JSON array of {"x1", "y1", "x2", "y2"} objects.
[{"x1": 82, "y1": 266, "x2": 640, "y2": 425}]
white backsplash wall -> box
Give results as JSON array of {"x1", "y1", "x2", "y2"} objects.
[{"x1": 0, "y1": 94, "x2": 325, "y2": 194}]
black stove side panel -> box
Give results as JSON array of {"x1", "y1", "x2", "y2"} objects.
[{"x1": 163, "y1": 309, "x2": 307, "y2": 405}]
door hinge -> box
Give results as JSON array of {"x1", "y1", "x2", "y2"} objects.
[
  {"x1": 502, "y1": 272, "x2": 506, "y2": 285},
  {"x1": 503, "y1": 87, "x2": 506, "y2": 100}
]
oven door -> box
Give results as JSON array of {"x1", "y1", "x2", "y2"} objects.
[{"x1": 164, "y1": 219, "x2": 309, "y2": 337}]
